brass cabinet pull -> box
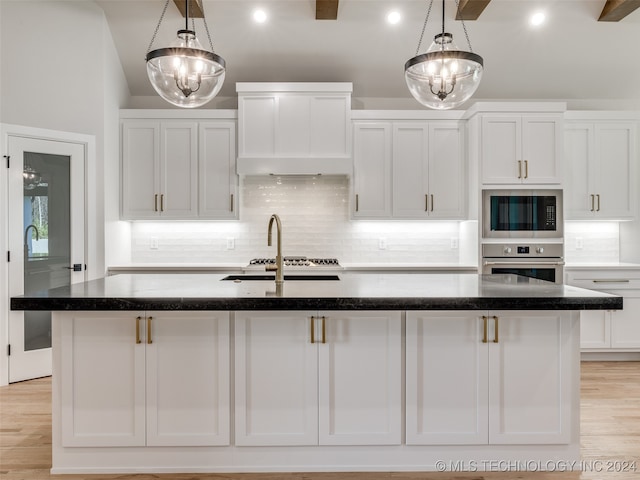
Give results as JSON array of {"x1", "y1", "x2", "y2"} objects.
[
  {"x1": 310, "y1": 316, "x2": 315, "y2": 344},
  {"x1": 596, "y1": 194, "x2": 600, "y2": 212},
  {"x1": 430, "y1": 194, "x2": 434, "y2": 212},
  {"x1": 135, "y1": 316, "x2": 142, "y2": 344},
  {"x1": 321, "y1": 316, "x2": 326, "y2": 344},
  {"x1": 425, "y1": 194, "x2": 428, "y2": 212},
  {"x1": 160, "y1": 194, "x2": 164, "y2": 212},
  {"x1": 590, "y1": 194, "x2": 595, "y2": 212},
  {"x1": 147, "y1": 316, "x2": 153, "y2": 344},
  {"x1": 493, "y1": 316, "x2": 499, "y2": 343},
  {"x1": 230, "y1": 193, "x2": 234, "y2": 212},
  {"x1": 482, "y1": 316, "x2": 488, "y2": 343},
  {"x1": 518, "y1": 160, "x2": 522, "y2": 179},
  {"x1": 355, "y1": 194, "x2": 359, "y2": 212},
  {"x1": 154, "y1": 194, "x2": 158, "y2": 212},
  {"x1": 524, "y1": 160, "x2": 529, "y2": 179}
]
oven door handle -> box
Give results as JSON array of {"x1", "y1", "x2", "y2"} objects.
[{"x1": 483, "y1": 260, "x2": 565, "y2": 267}]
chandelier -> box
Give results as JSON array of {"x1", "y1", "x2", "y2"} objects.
[
  {"x1": 145, "y1": 0, "x2": 226, "y2": 108},
  {"x1": 405, "y1": 0, "x2": 483, "y2": 110}
]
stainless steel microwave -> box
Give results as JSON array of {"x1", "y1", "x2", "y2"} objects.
[{"x1": 482, "y1": 189, "x2": 563, "y2": 239}]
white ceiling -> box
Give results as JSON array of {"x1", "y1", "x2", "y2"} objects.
[{"x1": 95, "y1": 0, "x2": 640, "y2": 106}]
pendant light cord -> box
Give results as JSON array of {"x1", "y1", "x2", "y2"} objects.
[{"x1": 414, "y1": 0, "x2": 475, "y2": 56}]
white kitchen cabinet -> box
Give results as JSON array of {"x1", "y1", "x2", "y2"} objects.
[
  {"x1": 392, "y1": 122, "x2": 464, "y2": 218},
  {"x1": 60, "y1": 311, "x2": 230, "y2": 447},
  {"x1": 352, "y1": 122, "x2": 392, "y2": 218},
  {"x1": 199, "y1": 121, "x2": 238, "y2": 218},
  {"x1": 121, "y1": 120, "x2": 198, "y2": 219},
  {"x1": 481, "y1": 114, "x2": 563, "y2": 184},
  {"x1": 121, "y1": 113, "x2": 238, "y2": 220},
  {"x1": 406, "y1": 310, "x2": 573, "y2": 445},
  {"x1": 235, "y1": 310, "x2": 402, "y2": 446},
  {"x1": 564, "y1": 121, "x2": 636, "y2": 220},
  {"x1": 566, "y1": 269, "x2": 640, "y2": 351},
  {"x1": 236, "y1": 83, "x2": 352, "y2": 174},
  {"x1": 352, "y1": 119, "x2": 465, "y2": 219}
]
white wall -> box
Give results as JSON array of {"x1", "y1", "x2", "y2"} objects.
[{"x1": 0, "y1": 0, "x2": 130, "y2": 385}]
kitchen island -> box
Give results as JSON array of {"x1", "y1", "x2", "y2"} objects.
[{"x1": 11, "y1": 273, "x2": 621, "y2": 474}]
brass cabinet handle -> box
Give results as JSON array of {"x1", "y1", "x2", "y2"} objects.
[
  {"x1": 230, "y1": 193, "x2": 234, "y2": 212},
  {"x1": 355, "y1": 194, "x2": 359, "y2": 212},
  {"x1": 135, "y1": 316, "x2": 142, "y2": 344},
  {"x1": 524, "y1": 160, "x2": 529, "y2": 179},
  {"x1": 147, "y1": 316, "x2": 153, "y2": 344},
  {"x1": 596, "y1": 194, "x2": 600, "y2": 212},
  {"x1": 310, "y1": 316, "x2": 315, "y2": 344},
  {"x1": 482, "y1": 316, "x2": 488, "y2": 343},
  {"x1": 430, "y1": 194, "x2": 434, "y2": 212},
  {"x1": 493, "y1": 316, "x2": 499, "y2": 343},
  {"x1": 518, "y1": 160, "x2": 522, "y2": 179},
  {"x1": 160, "y1": 194, "x2": 164, "y2": 212},
  {"x1": 425, "y1": 194, "x2": 428, "y2": 212},
  {"x1": 321, "y1": 316, "x2": 326, "y2": 344},
  {"x1": 154, "y1": 194, "x2": 158, "y2": 212},
  {"x1": 590, "y1": 194, "x2": 595, "y2": 212}
]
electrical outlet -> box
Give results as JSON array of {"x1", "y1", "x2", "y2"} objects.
[
  {"x1": 226, "y1": 237, "x2": 235, "y2": 250},
  {"x1": 150, "y1": 237, "x2": 159, "y2": 250},
  {"x1": 379, "y1": 238, "x2": 387, "y2": 250},
  {"x1": 451, "y1": 238, "x2": 459, "y2": 249},
  {"x1": 576, "y1": 237, "x2": 583, "y2": 250}
]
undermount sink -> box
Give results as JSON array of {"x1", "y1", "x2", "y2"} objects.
[{"x1": 222, "y1": 274, "x2": 340, "y2": 282}]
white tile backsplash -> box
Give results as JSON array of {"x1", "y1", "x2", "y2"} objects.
[
  {"x1": 130, "y1": 175, "x2": 463, "y2": 265},
  {"x1": 564, "y1": 221, "x2": 620, "y2": 263}
]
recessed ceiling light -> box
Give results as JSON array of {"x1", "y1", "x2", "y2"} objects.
[
  {"x1": 387, "y1": 11, "x2": 401, "y2": 25},
  {"x1": 530, "y1": 11, "x2": 546, "y2": 26},
  {"x1": 253, "y1": 9, "x2": 267, "y2": 24}
]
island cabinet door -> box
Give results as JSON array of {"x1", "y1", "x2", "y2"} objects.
[
  {"x1": 145, "y1": 312, "x2": 230, "y2": 446},
  {"x1": 487, "y1": 311, "x2": 574, "y2": 445},
  {"x1": 405, "y1": 311, "x2": 489, "y2": 445},
  {"x1": 317, "y1": 311, "x2": 402, "y2": 445},
  {"x1": 60, "y1": 312, "x2": 146, "y2": 447},
  {"x1": 235, "y1": 311, "x2": 319, "y2": 446}
]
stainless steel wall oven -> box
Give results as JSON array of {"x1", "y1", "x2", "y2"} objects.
[{"x1": 482, "y1": 243, "x2": 564, "y2": 284}]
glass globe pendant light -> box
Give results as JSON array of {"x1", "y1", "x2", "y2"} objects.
[
  {"x1": 146, "y1": 0, "x2": 226, "y2": 108},
  {"x1": 405, "y1": 0, "x2": 483, "y2": 110}
]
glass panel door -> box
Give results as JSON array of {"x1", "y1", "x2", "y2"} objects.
[{"x1": 8, "y1": 135, "x2": 85, "y2": 383}]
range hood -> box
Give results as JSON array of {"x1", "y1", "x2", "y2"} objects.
[{"x1": 236, "y1": 82, "x2": 353, "y2": 175}]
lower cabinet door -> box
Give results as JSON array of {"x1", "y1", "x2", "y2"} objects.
[
  {"x1": 406, "y1": 311, "x2": 488, "y2": 445},
  {"x1": 610, "y1": 296, "x2": 640, "y2": 349},
  {"x1": 60, "y1": 311, "x2": 146, "y2": 447},
  {"x1": 318, "y1": 311, "x2": 402, "y2": 445},
  {"x1": 234, "y1": 311, "x2": 318, "y2": 446},
  {"x1": 580, "y1": 310, "x2": 611, "y2": 349},
  {"x1": 488, "y1": 311, "x2": 573, "y2": 445},
  {"x1": 145, "y1": 312, "x2": 230, "y2": 446}
]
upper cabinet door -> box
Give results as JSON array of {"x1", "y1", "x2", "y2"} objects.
[
  {"x1": 160, "y1": 122, "x2": 198, "y2": 218},
  {"x1": 199, "y1": 121, "x2": 238, "y2": 219},
  {"x1": 392, "y1": 123, "x2": 429, "y2": 218},
  {"x1": 353, "y1": 122, "x2": 392, "y2": 218},
  {"x1": 121, "y1": 120, "x2": 160, "y2": 219},
  {"x1": 564, "y1": 123, "x2": 595, "y2": 219},
  {"x1": 427, "y1": 122, "x2": 465, "y2": 218},
  {"x1": 481, "y1": 114, "x2": 562, "y2": 185}
]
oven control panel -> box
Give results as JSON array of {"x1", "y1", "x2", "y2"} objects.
[{"x1": 482, "y1": 243, "x2": 563, "y2": 258}]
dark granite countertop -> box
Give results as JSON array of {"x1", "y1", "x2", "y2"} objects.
[{"x1": 10, "y1": 273, "x2": 622, "y2": 311}]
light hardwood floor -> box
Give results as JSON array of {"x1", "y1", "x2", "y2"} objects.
[{"x1": 1, "y1": 361, "x2": 639, "y2": 480}]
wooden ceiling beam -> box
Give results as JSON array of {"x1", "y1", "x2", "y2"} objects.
[
  {"x1": 599, "y1": 0, "x2": 640, "y2": 21},
  {"x1": 455, "y1": 0, "x2": 492, "y2": 20},
  {"x1": 173, "y1": 0, "x2": 204, "y2": 19},
  {"x1": 316, "y1": 0, "x2": 339, "y2": 20}
]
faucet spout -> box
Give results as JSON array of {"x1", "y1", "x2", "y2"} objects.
[
  {"x1": 266, "y1": 214, "x2": 284, "y2": 287},
  {"x1": 24, "y1": 224, "x2": 40, "y2": 258}
]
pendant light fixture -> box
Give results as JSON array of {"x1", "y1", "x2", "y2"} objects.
[
  {"x1": 23, "y1": 165, "x2": 42, "y2": 190},
  {"x1": 405, "y1": 0, "x2": 483, "y2": 110},
  {"x1": 146, "y1": 0, "x2": 226, "y2": 108}
]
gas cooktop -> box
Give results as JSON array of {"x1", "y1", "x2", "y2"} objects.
[{"x1": 248, "y1": 256, "x2": 341, "y2": 268}]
